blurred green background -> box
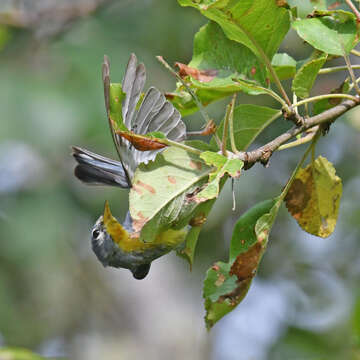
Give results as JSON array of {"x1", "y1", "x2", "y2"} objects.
[{"x1": 1, "y1": 1, "x2": 360, "y2": 359}]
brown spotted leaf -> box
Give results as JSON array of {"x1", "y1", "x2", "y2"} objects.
[
  {"x1": 129, "y1": 146, "x2": 213, "y2": 242},
  {"x1": 285, "y1": 156, "x2": 342, "y2": 238},
  {"x1": 204, "y1": 198, "x2": 281, "y2": 329}
]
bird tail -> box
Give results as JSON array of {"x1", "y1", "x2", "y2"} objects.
[{"x1": 72, "y1": 146, "x2": 130, "y2": 188}]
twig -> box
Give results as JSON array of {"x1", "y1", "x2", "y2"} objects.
[
  {"x1": 343, "y1": 48, "x2": 360, "y2": 95},
  {"x1": 345, "y1": 0, "x2": 360, "y2": 23},
  {"x1": 235, "y1": 97, "x2": 360, "y2": 166}
]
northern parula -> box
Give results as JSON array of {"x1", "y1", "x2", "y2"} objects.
[{"x1": 72, "y1": 54, "x2": 187, "y2": 279}]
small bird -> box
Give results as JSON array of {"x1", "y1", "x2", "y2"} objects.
[{"x1": 72, "y1": 54, "x2": 187, "y2": 279}]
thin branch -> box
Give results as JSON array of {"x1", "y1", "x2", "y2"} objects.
[
  {"x1": 343, "y1": 48, "x2": 360, "y2": 95},
  {"x1": 235, "y1": 97, "x2": 360, "y2": 166},
  {"x1": 345, "y1": 0, "x2": 360, "y2": 23}
]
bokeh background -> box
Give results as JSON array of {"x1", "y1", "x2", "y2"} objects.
[{"x1": 1, "y1": 1, "x2": 360, "y2": 359}]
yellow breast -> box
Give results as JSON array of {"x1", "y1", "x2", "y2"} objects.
[{"x1": 103, "y1": 201, "x2": 187, "y2": 253}]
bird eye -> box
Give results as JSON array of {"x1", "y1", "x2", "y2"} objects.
[{"x1": 92, "y1": 229, "x2": 100, "y2": 239}]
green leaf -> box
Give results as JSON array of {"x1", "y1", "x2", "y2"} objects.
[
  {"x1": 285, "y1": 156, "x2": 342, "y2": 238},
  {"x1": 129, "y1": 147, "x2": 213, "y2": 242},
  {"x1": 167, "y1": 21, "x2": 268, "y2": 116},
  {"x1": 178, "y1": 0, "x2": 291, "y2": 60},
  {"x1": 212, "y1": 104, "x2": 281, "y2": 151},
  {"x1": 292, "y1": 10, "x2": 357, "y2": 55},
  {"x1": 177, "y1": 226, "x2": 202, "y2": 268},
  {"x1": 189, "y1": 21, "x2": 267, "y2": 87},
  {"x1": 292, "y1": 53, "x2": 327, "y2": 98},
  {"x1": 229, "y1": 199, "x2": 278, "y2": 262},
  {"x1": 204, "y1": 198, "x2": 281, "y2": 329},
  {"x1": 176, "y1": 197, "x2": 217, "y2": 268},
  {"x1": 203, "y1": 262, "x2": 238, "y2": 302},
  {"x1": 271, "y1": 53, "x2": 297, "y2": 81},
  {"x1": 195, "y1": 152, "x2": 243, "y2": 202},
  {"x1": 109, "y1": 83, "x2": 127, "y2": 131},
  {"x1": 287, "y1": 0, "x2": 327, "y2": 18}
]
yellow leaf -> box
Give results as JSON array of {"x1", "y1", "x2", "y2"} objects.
[{"x1": 285, "y1": 156, "x2": 342, "y2": 238}]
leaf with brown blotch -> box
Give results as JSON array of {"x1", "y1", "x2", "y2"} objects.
[
  {"x1": 175, "y1": 62, "x2": 218, "y2": 83},
  {"x1": 285, "y1": 156, "x2": 342, "y2": 238},
  {"x1": 230, "y1": 242, "x2": 262, "y2": 281},
  {"x1": 117, "y1": 131, "x2": 167, "y2": 151}
]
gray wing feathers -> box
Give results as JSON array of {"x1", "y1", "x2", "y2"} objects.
[
  {"x1": 117, "y1": 56, "x2": 186, "y2": 182},
  {"x1": 73, "y1": 54, "x2": 187, "y2": 188},
  {"x1": 122, "y1": 54, "x2": 146, "y2": 130}
]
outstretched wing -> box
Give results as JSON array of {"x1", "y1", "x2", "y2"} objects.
[
  {"x1": 104, "y1": 53, "x2": 186, "y2": 184},
  {"x1": 102, "y1": 54, "x2": 146, "y2": 186},
  {"x1": 131, "y1": 86, "x2": 186, "y2": 168}
]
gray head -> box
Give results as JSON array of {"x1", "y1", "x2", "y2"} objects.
[{"x1": 91, "y1": 216, "x2": 151, "y2": 280}]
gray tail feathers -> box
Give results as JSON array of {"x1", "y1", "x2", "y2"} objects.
[{"x1": 71, "y1": 146, "x2": 130, "y2": 188}]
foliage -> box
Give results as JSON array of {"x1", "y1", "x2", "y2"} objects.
[
  {"x1": 106, "y1": 0, "x2": 360, "y2": 328},
  {"x1": 2, "y1": 0, "x2": 360, "y2": 353}
]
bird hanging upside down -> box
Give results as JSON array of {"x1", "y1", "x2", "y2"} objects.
[{"x1": 72, "y1": 54, "x2": 188, "y2": 279}]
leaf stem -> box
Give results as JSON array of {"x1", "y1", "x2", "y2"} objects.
[
  {"x1": 278, "y1": 127, "x2": 318, "y2": 151},
  {"x1": 157, "y1": 138, "x2": 202, "y2": 155},
  {"x1": 294, "y1": 93, "x2": 358, "y2": 108},
  {"x1": 233, "y1": 78, "x2": 291, "y2": 112},
  {"x1": 229, "y1": 94, "x2": 238, "y2": 154},
  {"x1": 351, "y1": 49, "x2": 360, "y2": 57},
  {"x1": 279, "y1": 132, "x2": 319, "y2": 202},
  {"x1": 319, "y1": 65, "x2": 360, "y2": 75},
  {"x1": 240, "y1": 30, "x2": 291, "y2": 106},
  {"x1": 221, "y1": 99, "x2": 232, "y2": 156}
]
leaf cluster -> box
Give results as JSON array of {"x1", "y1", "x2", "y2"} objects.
[{"x1": 108, "y1": 0, "x2": 360, "y2": 328}]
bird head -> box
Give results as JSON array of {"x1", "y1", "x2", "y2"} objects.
[{"x1": 90, "y1": 201, "x2": 151, "y2": 280}]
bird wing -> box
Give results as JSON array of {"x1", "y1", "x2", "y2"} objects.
[{"x1": 104, "y1": 54, "x2": 186, "y2": 183}]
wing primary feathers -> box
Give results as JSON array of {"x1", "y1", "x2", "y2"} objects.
[
  {"x1": 122, "y1": 56, "x2": 146, "y2": 130},
  {"x1": 102, "y1": 55, "x2": 132, "y2": 186},
  {"x1": 100, "y1": 54, "x2": 187, "y2": 184}
]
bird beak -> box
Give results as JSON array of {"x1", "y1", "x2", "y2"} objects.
[{"x1": 103, "y1": 200, "x2": 129, "y2": 246}]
